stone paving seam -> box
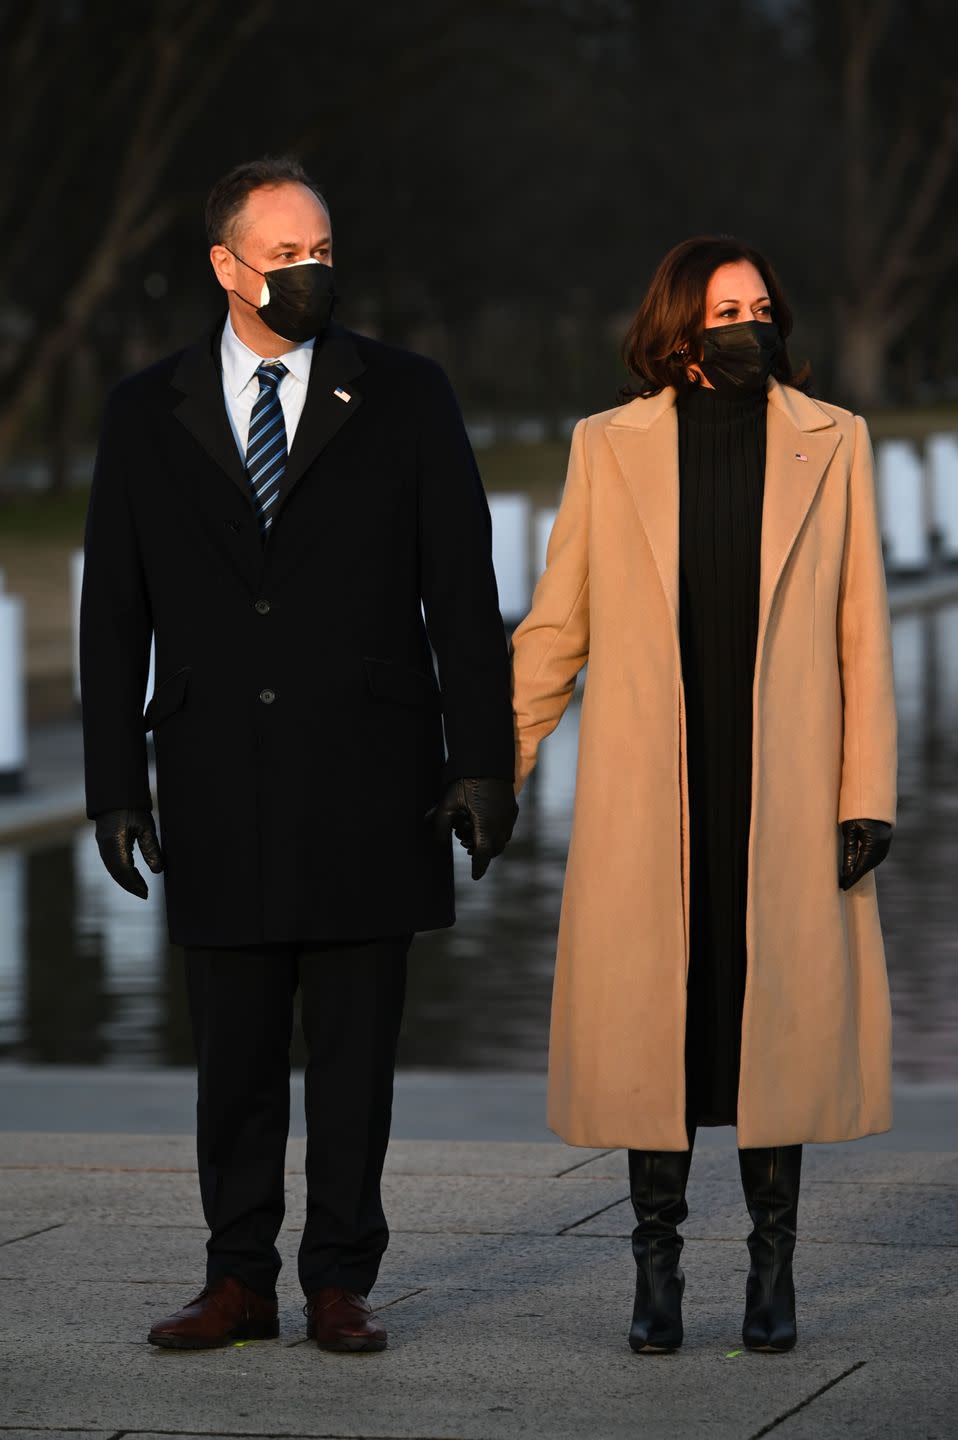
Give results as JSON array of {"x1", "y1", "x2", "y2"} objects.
[
  {"x1": 0, "y1": 1166, "x2": 196, "y2": 1175},
  {"x1": 555, "y1": 1192, "x2": 630, "y2": 1234},
  {"x1": 554, "y1": 1147, "x2": 617, "y2": 1177},
  {"x1": 746, "y1": 1358, "x2": 867, "y2": 1438},
  {"x1": 0, "y1": 1222, "x2": 64, "y2": 1248},
  {"x1": 86, "y1": 1433, "x2": 465, "y2": 1440},
  {"x1": 567, "y1": 1229, "x2": 958, "y2": 1248}
]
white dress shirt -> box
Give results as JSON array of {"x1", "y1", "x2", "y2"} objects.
[{"x1": 220, "y1": 313, "x2": 315, "y2": 461}]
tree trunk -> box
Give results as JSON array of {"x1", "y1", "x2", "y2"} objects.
[
  {"x1": 47, "y1": 354, "x2": 72, "y2": 494},
  {"x1": 834, "y1": 306, "x2": 889, "y2": 409}
]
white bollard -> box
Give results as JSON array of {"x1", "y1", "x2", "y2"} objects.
[
  {"x1": 73, "y1": 547, "x2": 155, "y2": 712},
  {"x1": 927, "y1": 433, "x2": 958, "y2": 562},
  {"x1": 70, "y1": 548, "x2": 84, "y2": 704},
  {"x1": 877, "y1": 439, "x2": 928, "y2": 573},
  {"x1": 0, "y1": 586, "x2": 26, "y2": 793},
  {"x1": 489, "y1": 493, "x2": 532, "y2": 624},
  {"x1": 0, "y1": 849, "x2": 24, "y2": 1047}
]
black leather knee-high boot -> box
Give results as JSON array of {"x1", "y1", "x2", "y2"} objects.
[
  {"x1": 628, "y1": 1140, "x2": 695, "y2": 1354},
  {"x1": 738, "y1": 1144, "x2": 802, "y2": 1352}
]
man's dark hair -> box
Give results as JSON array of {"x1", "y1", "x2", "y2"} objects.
[{"x1": 205, "y1": 156, "x2": 328, "y2": 247}]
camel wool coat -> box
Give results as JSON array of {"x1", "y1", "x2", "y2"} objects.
[{"x1": 511, "y1": 379, "x2": 897, "y2": 1151}]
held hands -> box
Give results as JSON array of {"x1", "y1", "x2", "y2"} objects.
[
  {"x1": 94, "y1": 808, "x2": 165, "y2": 899},
  {"x1": 839, "y1": 818, "x2": 893, "y2": 891},
  {"x1": 430, "y1": 778, "x2": 519, "y2": 880}
]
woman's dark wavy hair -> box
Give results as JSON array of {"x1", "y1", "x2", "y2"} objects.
[{"x1": 620, "y1": 235, "x2": 812, "y2": 399}]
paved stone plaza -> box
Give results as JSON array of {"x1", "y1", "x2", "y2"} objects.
[{"x1": 1, "y1": 1129, "x2": 955, "y2": 1440}]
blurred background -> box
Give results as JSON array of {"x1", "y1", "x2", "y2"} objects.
[{"x1": 0, "y1": 0, "x2": 955, "y2": 1115}]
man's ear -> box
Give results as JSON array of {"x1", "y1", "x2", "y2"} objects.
[{"x1": 209, "y1": 245, "x2": 234, "y2": 292}]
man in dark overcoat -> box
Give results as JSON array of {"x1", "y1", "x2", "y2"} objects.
[{"x1": 80, "y1": 156, "x2": 517, "y2": 1353}]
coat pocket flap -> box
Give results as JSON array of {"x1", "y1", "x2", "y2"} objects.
[
  {"x1": 143, "y1": 665, "x2": 191, "y2": 731},
  {"x1": 363, "y1": 656, "x2": 438, "y2": 707}
]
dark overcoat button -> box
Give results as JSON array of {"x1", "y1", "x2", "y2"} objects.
[
  {"x1": 259, "y1": 688, "x2": 276, "y2": 704},
  {"x1": 254, "y1": 599, "x2": 271, "y2": 614}
]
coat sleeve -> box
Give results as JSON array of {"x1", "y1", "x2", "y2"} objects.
[
  {"x1": 79, "y1": 387, "x2": 154, "y2": 818},
  {"x1": 417, "y1": 361, "x2": 515, "y2": 784},
  {"x1": 836, "y1": 414, "x2": 898, "y2": 825},
  {"x1": 510, "y1": 417, "x2": 591, "y2": 795}
]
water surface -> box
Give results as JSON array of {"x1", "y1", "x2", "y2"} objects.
[{"x1": 0, "y1": 608, "x2": 955, "y2": 1079}]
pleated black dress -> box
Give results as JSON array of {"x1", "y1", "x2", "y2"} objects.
[{"x1": 677, "y1": 383, "x2": 768, "y2": 1127}]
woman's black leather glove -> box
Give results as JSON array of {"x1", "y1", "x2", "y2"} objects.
[
  {"x1": 94, "y1": 808, "x2": 165, "y2": 899},
  {"x1": 430, "y1": 778, "x2": 519, "y2": 880},
  {"x1": 839, "y1": 818, "x2": 893, "y2": 891}
]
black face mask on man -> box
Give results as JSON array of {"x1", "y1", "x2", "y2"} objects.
[
  {"x1": 696, "y1": 319, "x2": 783, "y2": 395},
  {"x1": 227, "y1": 249, "x2": 337, "y2": 344}
]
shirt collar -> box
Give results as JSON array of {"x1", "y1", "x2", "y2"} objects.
[{"x1": 221, "y1": 312, "x2": 315, "y2": 398}]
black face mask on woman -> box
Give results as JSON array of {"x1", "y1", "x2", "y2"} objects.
[
  {"x1": 697, "y1": 319, "x2": 783, "y2": 395},
  {"x1": 227, "y1": 249, "x2": 337, "y2": 344}
]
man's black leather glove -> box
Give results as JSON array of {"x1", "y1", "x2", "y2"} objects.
[
  {"x1": 94, "y1": 808, "x2": 165, "y2": 899},
  {"x1": 430, "y1": 778, "x2": 519, "y2": 880},
  {"x1": 839, "y1": 818, "x2": 893, "y2": 891}
]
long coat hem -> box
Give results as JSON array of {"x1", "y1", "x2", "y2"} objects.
[{"x1": 545, "y1": 1114, "x2": 893, "y2": 1152}]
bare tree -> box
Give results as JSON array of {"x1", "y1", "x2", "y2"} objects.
[
  {"x1": 0, "y1": 0, "x2": 269, "y2": 479},
  {"x1": 835, "y1": 0, "x2": 958, "y2": 407}
]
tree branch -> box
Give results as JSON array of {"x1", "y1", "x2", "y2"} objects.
[
  {"x1": 870, "y1": 97, "x2": 958, "y2": 308},
  {"x1": 0, "y1": 0, "x2": 270, "y2": 468}
]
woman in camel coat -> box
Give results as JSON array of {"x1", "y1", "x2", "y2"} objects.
[{"x1": 510, "y1": 236, "x2": 897, "y2": 1356}]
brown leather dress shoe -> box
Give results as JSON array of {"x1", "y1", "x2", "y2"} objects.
[
  {"x1": 305, "y1": 1287, "x2": 387, "y2": 1352},
  {"x1": 148, "y1": 1275, "x2": 279, "y2": 1349}
]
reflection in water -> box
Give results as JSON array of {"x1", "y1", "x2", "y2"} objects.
[
  {"x1": 0, "y1": 607, "x2": 955, "y2": 1078},
  {"x1": 878, "y1": 605, "x2": 958, "y2": 1082}
]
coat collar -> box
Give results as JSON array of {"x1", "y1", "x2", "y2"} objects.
[
  {"x1": 603, "y1": 378, "x2": 840, "y2": 682},
  {"x1": 219, "y1": 311, "x2": 315, "y2": 398},
  {"x1": 170, "y1": 317, "x2": 367, "y2": 508},
  {"x1": 607, "y1": 377, "x2": 837, "y2": 434}
]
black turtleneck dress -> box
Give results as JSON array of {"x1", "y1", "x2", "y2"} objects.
[{"x1": 677, "y1": 384, "x2": 768, "y2": 1128}]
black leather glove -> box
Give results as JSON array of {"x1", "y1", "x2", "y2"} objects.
[
  {"x1": 94, "y1": 808, "x2": 165, "y2": 899},
  {"x1": 430, "y1": 778, "x2": 519, "y2": 880},
  {"x1": 839, "y1": 818, "x2": 893, "y2": 891}
]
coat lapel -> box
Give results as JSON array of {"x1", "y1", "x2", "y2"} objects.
[
  {"x1": 757, "y1": 380, "x2": 839, "y2": 662},
  {"x1": 605, "y1": 380, "x2": 840, "y2": 669},
  {"x1": 170, "y1": 321, "x2": 368, "y2": 517},
  {"x1": 605, "y1": 388, "x2": 681, "y2": 655},
  {"x1": 275, "y1": 323, "x2": 366, "y2": 512},
  {"x1": 170, "y1": 323, "x2": 251, "y2": 504}
]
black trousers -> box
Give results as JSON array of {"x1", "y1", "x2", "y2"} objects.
[{"x1": 184, "y1": 934, "x2": 411, "y2": 1299}]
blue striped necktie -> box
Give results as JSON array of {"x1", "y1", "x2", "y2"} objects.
[{"x1": 246, "y1": 361, "x2": 289, "y2": 535}]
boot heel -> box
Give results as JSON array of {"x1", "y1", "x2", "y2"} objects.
[{"x1": 629, "y1": 1267, "x2": 685, "y2": 1353}]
